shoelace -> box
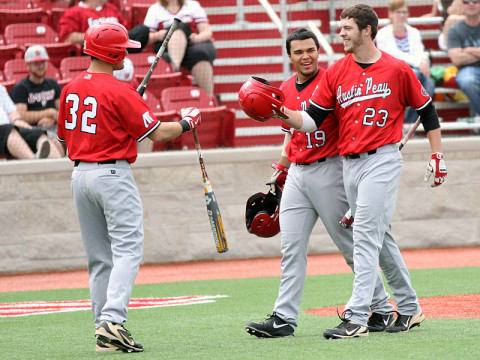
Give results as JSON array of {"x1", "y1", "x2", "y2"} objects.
[{"x1": 336, "y1": 307, "x2": 354, "y2": 323}]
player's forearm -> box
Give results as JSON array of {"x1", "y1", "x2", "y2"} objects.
[
  {"x1": 282, "y1": 108, "x2": 305, "y2": 130},
  {"x1": 149, "y1": 122, "x2": 183, "y2": 142},
  {"x1": 427, "y1": 128, "x2": 442, "y2": 153}
]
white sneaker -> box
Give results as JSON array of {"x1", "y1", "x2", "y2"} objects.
[{"x1": 34, "y1": 138, "x2": 50, "y2": 159}]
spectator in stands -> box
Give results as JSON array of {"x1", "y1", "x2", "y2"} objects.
[
  {"x1": 447, "y1": 0, "x2": 480, "y2": 116},
  {"x1": 10, "y1": 46, "x2": 65, "y2": 157},
  {"x1": 440, "y1": 0, "x2": 464, "y2": 50},
  {"x1": 422, "y1": 0, "x2": 441, "y2": 17},
  {"x1": 144, "y1": 0, "x2": 217, "y2": 97},
  {"x1": 58, "y1": 0, "x2": 149, "y2": 53},
  {"x1": 0, "y1": 84, "x2": 51, "y2": 160},
  {"x1": 376, "y1": 0, "x2": 436, "y2": 123}
]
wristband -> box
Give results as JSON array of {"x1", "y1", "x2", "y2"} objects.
[{"x1": 179, "y1": 119, "x2": 190, "y2": 133}]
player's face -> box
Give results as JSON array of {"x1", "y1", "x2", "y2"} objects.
[
  {"x1": 288, "y1": 38, "x2": 319, "y2": 82},
  {"x1": 339, "y1": 18, "x2": 364, "y2": 54},
  {"x1": 27, "y1": 60, "x2": 47, "y2": 78}
]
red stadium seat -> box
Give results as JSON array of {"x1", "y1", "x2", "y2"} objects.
[
  {"x1": 141, "y1": 90, "x2": 162, "y2": 113},
  {"x1": 59, "y1": 56, "x2": 90, "y2": 82},
  {"x1": 0, "y1": 44, "x2": 23, "y2": 71},
  {"x1": 46, "y1": 7, "x2": 66, "y2": 33},
  {"x1": 129, "y1": 52, "x2": 182, "y2": 98},
  {"x1": 4, "y1": 23, "x2": 79, "y2": 68},
  {"x1": 0, "y1": 8, "x2": 45, "y2": 33},
  {"x1": 4, "y1": 58, "x2": 60, "y2": 83},
  {"x1": 160, "y1": 86, "x2": 235, "y2": 149}
]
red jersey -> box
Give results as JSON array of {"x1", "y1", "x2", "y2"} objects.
[
  {"x1": 57, "y1": 72, "x2": 160, "y2": 163},
  {"x1": 58, "y1": 3, "x2": 127, "y2": 42},
  {"x1": 310, "y1": 51, "x2": 431, "y2": 156},
  {"x1": 280, "y1": 68, "x2": 339, "y2": 164}
]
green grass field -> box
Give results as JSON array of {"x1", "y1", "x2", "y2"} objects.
[{"x1": 1, "y1": 267, "x2": 479, "y2": 360}]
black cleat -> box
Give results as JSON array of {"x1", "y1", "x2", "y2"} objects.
[
  {"x1": 323, "y1": 319, "x2": 368, "y2": 339},
  {"x1": 246, "y1": 313, "x2": 294, "y2": 338},
  {"x1": 367, "y1": 312, "x2": 395, "y2": 332},
  {"x1": 95, "y1": 321, "x2": 144, "y2": 353},
  {"x1": 385, "y1": 311, "x2": 425, "y2": 333}
]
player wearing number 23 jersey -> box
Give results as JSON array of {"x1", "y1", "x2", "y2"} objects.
[{"x1": 276, "y1": 5, "x2": 446, "y2": 339}]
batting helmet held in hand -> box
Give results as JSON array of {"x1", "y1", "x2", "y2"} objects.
[
  {"x1": 245, "y1": 185, "x2": 282, "y2": 238},
  {"x1": 238, "y1": 76, "x2": 285, "y2": 122},
  {"x1": 83, "y1": 22, "x2": 141, "y2": 64}
]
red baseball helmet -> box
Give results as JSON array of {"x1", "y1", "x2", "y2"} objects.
[
  {"x1": 238, "y1": 76, "x2": 285, "y2": 122},
  {"x1": 83, "y1": 22, "x2": 141, "y2": 64},
  {"x1": 245, "y1": 185, "x2": 282, "y2": 238}
]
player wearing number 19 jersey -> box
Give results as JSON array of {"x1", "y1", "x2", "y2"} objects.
[{"x1": 245, "y1": 28, "x2": 394, "y2": 339}]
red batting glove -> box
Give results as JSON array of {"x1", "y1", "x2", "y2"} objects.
[
  {"x1": 180, "y1": 107, "x2": 201, "y2": 131},
  {"x1": 266, "y1": 162, "x2": 289, "y2": 188},
  {"x1": 424, "y1": 152, "x2": 447, "y2": 187}
]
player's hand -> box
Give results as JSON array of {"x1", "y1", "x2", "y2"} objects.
[
  {"x1": 266, "y1": 162, "x2": 288, "y2": 187},
  {"x1": 424, "y1": 152, "x2": 447, "y2": 187},
  {"x1": 272, "y1": 106, "x2": 289, "y2": 120},
  {"x1": 180, "y1": 107, "x2": 201, "y2": 131}
]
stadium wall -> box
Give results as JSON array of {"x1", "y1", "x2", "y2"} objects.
[{"x1": 0, "y1": 136, "x2": 479, "y2": 274}]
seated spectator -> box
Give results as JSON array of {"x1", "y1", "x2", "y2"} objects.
[
  {"x1": 421, "y1": 0, "x2": 441, "y2": 17},
  {"x1": 0, "y1": 84, "x2": 52, "y2": 160},
  {"x1": 447, "y1": 0, "x2": 480, "y2": 116},
  {"x1": 9, "y1": 46, "x2": 65, "y2": 157},
  {"x1": 144, "y1": 0, "x2": 217, "y2": 97},
  {"x1": 58, "y1": 0, "x2": 149, "y2": 53},
  {"x1": 440, "y1": 0, "x2": 464, "y2": 50},
  {"x1": 376, "y1": 0, "x2": 436, "y2": 123}
]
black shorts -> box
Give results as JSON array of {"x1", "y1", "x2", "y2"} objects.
[
  {"x1": 154, "y1": 22, "x2": 217, "y2": 71},
  {"x1": 0, "y1": 124, "x2": 46, "y2": 155}
]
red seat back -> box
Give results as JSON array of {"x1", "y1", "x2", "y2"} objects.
[{"x1": 4, "y1": 58, "x2": 60, "y2": 82}]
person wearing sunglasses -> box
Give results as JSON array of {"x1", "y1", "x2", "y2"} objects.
[{"x1": 447, "y1": 0, "x2": 480, "y2": 118}]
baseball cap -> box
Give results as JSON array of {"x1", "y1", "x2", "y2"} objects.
[{"x1": 25, "y1": 45, "x2": 49, "y2": 64}]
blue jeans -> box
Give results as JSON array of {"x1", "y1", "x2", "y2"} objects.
[
  {"x1": 405, "y1": 68, "x2": 436, "y2": 124},
  {"x1": 455, "y1": 65, "x2": 480, "y2": 115}
]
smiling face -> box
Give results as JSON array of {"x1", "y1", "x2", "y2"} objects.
[
  {"x1": 339, "y1": 17, "x2": 365, "y2": 54},
  {"x1": 288, "y1": 38, "x2": 319, "y2": 82},
  {"x1": 389, "y1": 5, "x2": 409, "y2": 26}
]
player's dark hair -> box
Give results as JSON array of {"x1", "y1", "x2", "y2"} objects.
[
  {"x1": 286, "y1": 28, "x2": 320, "y2": 55},
  {"x1": 340, "y1": 4, "x2": 379, "y2": 40}
]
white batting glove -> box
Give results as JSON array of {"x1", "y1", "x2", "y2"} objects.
[
  {"x1": 180, "y1": 107, "x2": 201, "y2": 131},
  {"x1": 424, "y1": 152, "x2": 447, "y2": 187}
]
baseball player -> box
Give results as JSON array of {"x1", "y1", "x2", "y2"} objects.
[
  {"x1": 245, "y1": 29, "x2": 395, "y2": 338},
  {"x1": 242, "y1": 4, "x2": 447, "y2": 339},
  {"x1": 57, "y1": 22, "x2": 201, "y2": 352}
]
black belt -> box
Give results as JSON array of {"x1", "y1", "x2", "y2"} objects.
[
  {"x1": 74, "y1": 160, "x2": 117, "y2": 167},
  {"x1": 296, "y1": 157, "x2": 327, "y2": 166},
  {"x1": 344, "y1": 149, "x2": 376, "y2": 160}
]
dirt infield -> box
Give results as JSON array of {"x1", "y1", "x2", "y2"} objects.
[
  {"x1": 1, "y1": 246, "x2": 479, "y2": 319},
  {"x1": 2, "y1": 246, "x2": 479, "y2": 292}
]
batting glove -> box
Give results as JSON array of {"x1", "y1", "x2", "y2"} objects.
[
  {"x1": 180, "y1": 107, "x2": 201, "y2": 132},
  {"x1": 424, "y1": 152, "x2": 447, "y2": 187},
  {"x1": 266, "y1": 162, "x2": 289, "y2": 188}
]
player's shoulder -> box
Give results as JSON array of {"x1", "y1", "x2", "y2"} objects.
[
  {"x1": 379, "y1": 51, "x2": 408, "y2": 67},
  {"x1": 279, "y1": 74, "x2": 297, "y2": 91}
]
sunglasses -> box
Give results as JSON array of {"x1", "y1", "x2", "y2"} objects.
[{"x1": 463, "y1": 0, "x2": 479, "y2": 4}]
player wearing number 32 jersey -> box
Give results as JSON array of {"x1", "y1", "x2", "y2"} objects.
[
  {"x1": 274, "y1": 4, "x2": 447, "y2": 339},
  {"x1": 57, "y1": 22, "x2": 201, "y2": 352}
]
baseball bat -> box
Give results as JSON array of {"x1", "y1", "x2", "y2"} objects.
[
  {"x1": 192, "y1": 129, "x2": 229, "y2": 253},
  {"x1": 137, "y1": 18, "x2": 181, "y2": 96},
  {"x1": 339, "y1": 116, "x2": 422, "y2": 229}
]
